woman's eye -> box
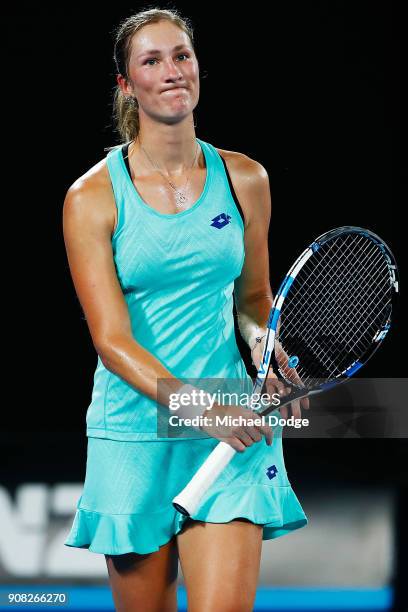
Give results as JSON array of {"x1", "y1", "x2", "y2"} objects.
[{"x1": 144, "y1": 54, "x2": 189, "y2": 66}]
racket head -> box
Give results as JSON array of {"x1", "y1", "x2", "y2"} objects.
[{"x1": 265, "y1": 226, "x2": 399, "y2": 395}]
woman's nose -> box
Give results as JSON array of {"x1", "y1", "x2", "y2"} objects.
[{"x1": 163, "y1": 59, "x2": 182, "y2": 79}]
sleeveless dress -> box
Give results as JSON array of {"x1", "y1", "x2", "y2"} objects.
[{"x1": 64, "y1": 138, "x2": 308, "y2": 554}]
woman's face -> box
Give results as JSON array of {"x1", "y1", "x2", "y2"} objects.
[{"x1": 122, "y1": 20, "x2": 200, "y2": 124}]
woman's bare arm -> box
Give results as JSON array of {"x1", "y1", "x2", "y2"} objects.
[
  {"x1": 232, "y1": 156, "x2": 309, "y2": 415},
  {"x1": 62, "y1": 173, "x2": 184, "y2": 407},
  {"x1": 232, "y1": 158, "x2": 273, "y2": 351}
]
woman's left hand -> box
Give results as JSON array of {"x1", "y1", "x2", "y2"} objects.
[{"x1": 251, "y1": 343, "x2": 310, "y2": 420}]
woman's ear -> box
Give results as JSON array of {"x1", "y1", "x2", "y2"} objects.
[{"x1": 117, "y1": 73, "x2": 134, "y2": 97}]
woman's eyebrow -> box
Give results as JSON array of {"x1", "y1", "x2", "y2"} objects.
[{"x1": 137, "y1": 44, "x2": 189, "y2": 58}]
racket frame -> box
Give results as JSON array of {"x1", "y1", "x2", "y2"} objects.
[{"x1": 254, "y1": 226, "x2": 399, "y2": 417}]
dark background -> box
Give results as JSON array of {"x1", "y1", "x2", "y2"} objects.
[
  {"x1": 2, "y1": 2, "x2": 406, "y2": 605},
  {"x1": 3, "y1": 0, "x2": 405, "y2": 477},
  {"x1": 4, "y1": 1, "x2": 404, "y2": 429}
]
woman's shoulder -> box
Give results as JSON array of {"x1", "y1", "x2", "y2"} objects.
[
  {"x1": 63, "y1": 155, "x2": 116, "y2": 233},
  {"x1": 65, "y1": 153, "x2": 114, "y2": 207},
  {"x1": 214, "y1": 145, "x2": 268, "y2": 184},
  {"x1": 213, "y1": 146, "x2": 270, "y2": 227},
  {"x1": 215, "y1": 147, "x2": 269, "y2": 194}
]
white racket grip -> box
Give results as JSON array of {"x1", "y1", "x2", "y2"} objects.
[{"x1": 172, "y1": 441, "x2": 237, "y2": 516}]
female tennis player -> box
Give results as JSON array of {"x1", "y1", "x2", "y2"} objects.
[{"x1": 63, "y1": 8, "x2": 308, "y2": 611}]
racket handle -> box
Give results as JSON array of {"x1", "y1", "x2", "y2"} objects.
[{"x1": 172, "y1": 441, "x2": 236, "y2": 516}]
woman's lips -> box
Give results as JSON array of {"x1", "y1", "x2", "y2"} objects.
[{"x1": 162, "y1": 87, "x2": 187, "y2": 93}]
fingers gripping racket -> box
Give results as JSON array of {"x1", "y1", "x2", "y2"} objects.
[{"x1": 172, "y1": 226, "x2": 399, "y2": 516}]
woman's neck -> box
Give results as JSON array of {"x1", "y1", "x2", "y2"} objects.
[{"x1": 134, "y1": 117, "x2": 198, "y2": 175}]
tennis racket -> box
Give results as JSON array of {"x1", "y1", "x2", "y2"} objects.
[{"x1": 172, "y1": 226, "x2": 399, "y2": 516}]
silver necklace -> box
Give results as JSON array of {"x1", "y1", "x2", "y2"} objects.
[{"x1": 137, "y1": 138, "x2": 200, "y2": 208}]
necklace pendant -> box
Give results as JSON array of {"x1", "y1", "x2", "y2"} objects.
[{"x1": 176, "y1": 191, "x2": 187, "y2": 207}]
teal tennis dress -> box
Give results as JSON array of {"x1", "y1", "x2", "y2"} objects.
[{"x1": 64, "y1": 138, "x2": 308, "y2": 555}]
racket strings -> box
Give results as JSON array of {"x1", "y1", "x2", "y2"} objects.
[
  {"x1": 290, "y1": 233, "x2": 370, "y2": 298},
  {"x1": 285, "y1": 242, "x2": 385, "y2": 342},
  {"x1": 295, "y1": 252, "x2": 390, "y2": 355},
  {"x1": 281, "y1": 236, "x2": 375, "y2": 335},
  {"x1": 286, "y1": 266, "x2": 391, "y2": 383},
  {"x1": 282, "y1": 236, "x2": 384, "y2": 333},
  {"x1": 285, "y1": 260, "x2": 391, "y2": 381},
  {"x1": 285, "y1": 235, "x2": 381, "y2": 326},
  {"x1": 315, "y1": 245, "x2": 391, "y2": 346},
  {"x1": 276, "y1": 233, "x2": 393, "y2": 387},
  {"x1": 281, "y1": 241, "x2": 384, "y2": 354}
]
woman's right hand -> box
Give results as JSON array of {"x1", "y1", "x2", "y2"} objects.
[{"x1": 199, "y1": 403, "x2": 273, "y2": 452}]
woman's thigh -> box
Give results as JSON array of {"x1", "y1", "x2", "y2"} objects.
[
  {"x1": 177, "y1": 518, "x2": 263, "y2": 612},
  {"x1": 105, "y1": 536, "x2": 179, "y2": 612}
]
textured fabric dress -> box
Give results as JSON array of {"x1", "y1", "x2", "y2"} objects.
[{"x1": 64, "y1": 137, "x2": 308, "y2": 554}]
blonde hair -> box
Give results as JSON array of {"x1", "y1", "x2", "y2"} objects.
[{"x1": 108, "y1": 7, "x2": 195, "y2": 147}]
